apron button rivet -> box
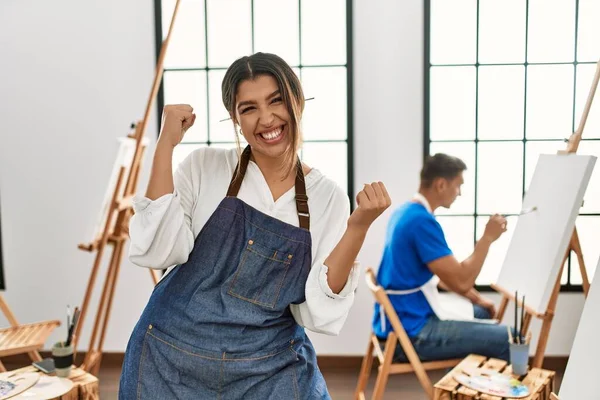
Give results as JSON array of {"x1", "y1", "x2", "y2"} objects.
[
  {"x1": 248, "y1": 240, "x2": 254, "y2": 245},
  {"x1": 288, "y1": 255, "x2": 293, "y2": 259},
  {"x1": 148, "y1": 324, "x2": 153, "y2": 329}
]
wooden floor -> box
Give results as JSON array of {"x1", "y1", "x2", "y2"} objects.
[
  {"x1": 3, "y1": 358, "x2": 564, "y2": 399},
  {"x1": 94, "y1": 364, "x2": 564, "y2": 399}
]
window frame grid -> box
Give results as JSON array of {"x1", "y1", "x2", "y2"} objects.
[
  {"x1": 424, "y1": 0, "x2": 588, "y2": 292},
  {"x1": 153, "y1": 0, "x2": 354, "y2": 204}
]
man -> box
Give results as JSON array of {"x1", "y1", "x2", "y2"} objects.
[{"x1": 372, "y1": 153, "x2": 510, "y2": 362}]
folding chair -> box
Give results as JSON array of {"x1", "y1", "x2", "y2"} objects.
[
  {"x1": 354, "y1": 267, "x2": 461, "y2": 400},
  {"x1": 0, "y1": 294, "x2": 60, "y2": 371}
]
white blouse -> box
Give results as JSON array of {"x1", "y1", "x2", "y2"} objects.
[{"x1": 128, "y1": 147, "x2": 360, "y2": 335}]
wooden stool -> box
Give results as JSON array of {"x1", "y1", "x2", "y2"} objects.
[{"x1": 433, "y1": 354, "x2": 555, "y2": 400}]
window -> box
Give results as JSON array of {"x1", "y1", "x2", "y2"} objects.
[
  {"x1": 424, "y1": 0, "x2": 600, "y2": 290},
  {"x1": 154, "y1": 0, "x2": 353, "y2": 196}
]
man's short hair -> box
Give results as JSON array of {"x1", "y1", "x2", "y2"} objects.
[{"x1": 420, "y1": 153, "x2": 467, "y2": 188}]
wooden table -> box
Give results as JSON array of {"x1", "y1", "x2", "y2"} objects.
[
  {"x1": 434, "y1": 354, "x2": 555, "y2": 400},
  {"x1": 7, "y1": 365, "x2": 99, "y2": 400}
]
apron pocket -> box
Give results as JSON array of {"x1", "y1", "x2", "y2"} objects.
[
  {"x1": 227, "y1": 240, "x2": 293, "y2": 308},
  {"x1": 137, "y1": 324, "x2": 223, "y2": 398}
]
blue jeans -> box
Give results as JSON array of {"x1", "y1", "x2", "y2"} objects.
[{"x1": 384, "y1": 305, "x2": 510, "y2": 363}]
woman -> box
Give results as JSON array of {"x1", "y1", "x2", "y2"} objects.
[{"x1": 119, "y1": 52, "x2": 390, "y2": 399}]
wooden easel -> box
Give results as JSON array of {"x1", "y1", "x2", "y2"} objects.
[
  {"x1": 491, "y1": 59, "x2": 600, "y2": 369},
  {"x1": 71, "y1": 0, "x2": 182, "y2": 376}
]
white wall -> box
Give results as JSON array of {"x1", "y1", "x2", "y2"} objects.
[
  {"x1": 0, "y1": 0, "x2": 585, "y2": 356},
  {"x1": 0, "y1": 0, "x2": 158, "y2": 352}
]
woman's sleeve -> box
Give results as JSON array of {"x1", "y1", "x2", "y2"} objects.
[
  {"x1": 290, "y1": 190, "x2": 360, "y2": 335},
  {"x1": 127, "y1": 153, "x2": 197, "y2": 269}
]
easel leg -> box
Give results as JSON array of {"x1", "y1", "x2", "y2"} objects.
[
  {"x1": 82, "y1": 239, "x2": 124, "y2": 374},
  {"x1": 74, "y1": 167, "x2": 126, "y2": 352},
  {"x1": 571, "y1": 228, "x2": 590, "y2": 296},
  {"x1": 150, "y1": 269, "x2": 161, "y2": 286},
  {"x1": 94, "y1": 239, "x2": 126, "y2": 377},
  {"x1": 533, "y1": 261, "x2": 564, "y2": 369},
  {"x1": 74, "y1": 241, "x2": 109, "y2": 352}
]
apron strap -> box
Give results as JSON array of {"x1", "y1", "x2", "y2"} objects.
[
  {"x1": 226, "y1": 145, "x2": 252, "y2": 198},
  {"x1": 226, "y1": 145, "x2": 310, "y2": 230},
  {"x1": 379, "y1": 287, "x2": 422, "y2": 332}
]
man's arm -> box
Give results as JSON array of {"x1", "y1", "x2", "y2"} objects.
[
  {"x1": 438, "y1": 280, "x2": 497, "y2": 317},
  {"x1": 439, "y1": 280, "x2": 488, "y2": 304},
  {"x1": 428, "y1": 214, "x2": 506, "y2": 295}
]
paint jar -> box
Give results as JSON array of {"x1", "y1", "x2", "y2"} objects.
[
  {"x1": 51, "y1": 341, "x2": 73, "y2": 378},
  {"x1": 509, "y1": 342, "x2": 529, "y2": 376}
]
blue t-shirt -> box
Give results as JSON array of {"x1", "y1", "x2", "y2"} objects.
[{"x1": 372, "y1": 201, "x2": 452, "y2": 338}]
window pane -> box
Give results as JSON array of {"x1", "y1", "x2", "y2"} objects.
[
  {"x1": 437, "y1": 216, "x2": 474, "y2": 263},
  {"x1": 207, "y1": 70, "x2": 234, "y2": 143},
  {"x1": 301, "y1": 0, "x2": 346, "y2": 65},
  {"x1": 206, "y1": 0, "x2": 252, "y2": 68},
  {"x1": 429, "y1": 67, "x2": 476, "y2": 140},
  {"x1": 570, "y1": 216, "x2": 600, "y2": 284},
  {"x1": 576, "y1": 141, "x2": 600, "y2": 214},
  {"x1": 254, "y1": 0, "x2": 299, "y2": 66},
  {"x1": 429, "y1": 0, "x2": 476, "y2": 64},
  {"x1": 300, "y1": 142, "x2": 347, "y2": 193},
  {"x1": 478, "y1": 66, "x2": 525, "y2": 140},
  {"x1": 476, "y1": 215, "x2": 518, "y2": 285},
  {"x1": 575, "y1": 64, "x2": 600, "y2": 139},
  {"x1": 526, "y1": 65, "x2": 574, "y2": 139},
  {"x1": 478, "y1": 0, "x2": 526, "y2": 64},
  {"x1": 300, "y1": 67, "x2": 347, "y2": 141},
  {"x1": 163, "y1": 71, "x2": 208, "y2": 143},
  {"x1": 162, "y1": 0, "x2": 206, "y2": 69},
  {"x1": 577, "y1": 0, "x2": 600, "y2": 62},
  {"x1": 524, "y1": 141, "x2": 563, "y2": 189},
  {"x1": 527, "y1": 0, "x2": 575, "y2": 63},
  {"x1": 477, "y1": 142, "x2": 523, "y2": 215},
  {"x1": 429, "y1": 142, "x2": 475, "y2": 215}
]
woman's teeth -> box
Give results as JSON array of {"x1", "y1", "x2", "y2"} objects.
[{"x1": 260, "y1": 127, "x2": 282, "y2": 140}]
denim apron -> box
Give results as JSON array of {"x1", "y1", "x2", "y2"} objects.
[{"x1": 119, "y1": 146, "x2": 330, "y2": 399}]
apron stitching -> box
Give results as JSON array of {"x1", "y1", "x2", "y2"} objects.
[
  {"x1": 223, "y1": 346, "x2": 291, "y2": 362},
  {"x1": 271, "y1": 263, "x2": 291, "y2": 307},
  {"x1": 136, "y1": 330, "x2": 150, "y2": 400},
  {"x1": 147, "y1": 330, "x2": 292, "y2": 361},
  {"x1": 217, "y1": 206, "x2": 310, "y2": 246},
  {"x1": 218, "y1": 353, "x2": 225, "y2": 400},
  {"x1": 247, "y1": 247, "x2": 293, "y2": 263},
  {"x1": 288, "y1": 348, "x2": 300, "y2": 400},
  {"x1": 227, "y1": 251, "x2": 251, "y2": 294},
  {"x1": 227, "y1": 291, "x2": 276, "y2": 309},
  {"x1": 253, "y1": 258, "x2": 291, "y2": 305}
]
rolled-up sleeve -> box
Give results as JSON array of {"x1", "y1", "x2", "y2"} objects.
[
  {"x1": 290, "y1": 190, "x2": 360, "y2": 335},
  {"x1": 128, "y1": 155, "x2": 196, "y2": 269}
]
